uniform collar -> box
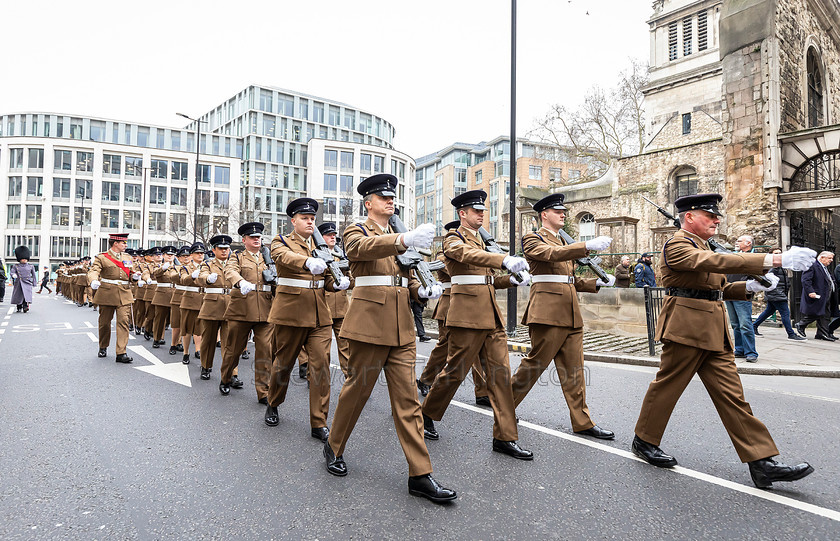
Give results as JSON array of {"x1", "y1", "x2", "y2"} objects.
[
  {"x1": 539, "y1": 226, "x2": 561, "y2": 240},
  {"x1": 366, "y1": 217, "x2": 390, "y2": 234},
  {"x1": 678, "y1": 228, "x2": 711, "y2": 249},
  {"x1": 292, "y1": 231, "x2": 313, "y2": 249}
]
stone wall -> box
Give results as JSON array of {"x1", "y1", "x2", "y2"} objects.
[{"x1": 647, "y1": 100, "x2": 723, "y2": 151}]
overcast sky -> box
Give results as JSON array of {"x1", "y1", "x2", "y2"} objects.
[{"x1": 1, "y1": 0, "x2": 650, "y2": 159}]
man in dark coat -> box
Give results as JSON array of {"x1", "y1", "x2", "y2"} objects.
[
  {"x1": 10, "y1": 246, "x2": 36, "y2": 312},
  {"x1": 634, "y1": 253, "x2": 656, "y2": 287},
  {"x1": 752, "y1": 247, "x2": 806, "y2": 341},
  {"x1": 796, "y1": 251, "x2": 836, "y2": 341}
]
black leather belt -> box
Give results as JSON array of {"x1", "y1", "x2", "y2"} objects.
[{"x1": 666, "y1": 287, "x2": 723, "y2": 301}]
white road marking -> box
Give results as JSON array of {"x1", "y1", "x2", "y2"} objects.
[
  {"x1": 0, "y1": 329, "x2": 5, "y2": 335},
  {"x1": 64, "y1": 331, "x2": 97, "y2": 342},
  {"x1": 46, "y1": 322, "x2": 73, "y2": 330},
  {"x1": 83, "y1": 321, "x2": 95, "y2": 328},
  {"x1": 451, "y1": 400, "x2": 840, "y2": 523},
  {"x1": 128, "y1": 345, "x2": 192, "y2": 387},
  {"x1": 0, "y1": 322, "x2": 7, "y2": 327},
  {"x1": 6, "y1": 307, "x2": 14, "y2": 315}
]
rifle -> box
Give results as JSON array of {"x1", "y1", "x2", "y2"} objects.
[
  {"x1": 330, "y1": 241, "x2": 350, "y2": 272},
  {"x1": 553, "y1": 229, "x2": 611, "y2": 283},
  {"x1": 641, "y1": 195, "x2": 772, "y2": 287},
  {"x1": 387, "y1": 214, "x2": 444, "y2": 290},
  {"x1": 260, "y1": 244, "x2": 278, "y2": 284},
  {"x1": 311, "y1": 227, "x2": 346, "y2": 283},
  {"x1": 477, "y1": 227, "x2": 532, "y2": 283}
]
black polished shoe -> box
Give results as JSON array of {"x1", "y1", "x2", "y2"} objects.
[
  {"x1": 748, "y1": 457, "x2": 814, "y2": 489},
  {"x1": 632, "y1": 435, "x2": 677, "y2": 467},
  {"x1": 230, "y1": 375, "x2": 244, "y2": 389},
  {"x1": 216, "y1": 340, "x2": 221, "y2": 348},
  {"x1": 219, "y1": 381, "x2": 231, "y2": 395},
  {"x1": 264, "y1": 406, "x2": 279, "y2": 426},
  {"x1": 575, "y1": 425, "x2": 615, "y2": 440},
  {"x1": 416, "y1": 379, "x2": 431, "y2": 397},
  {"x1": 418, "y1": 335, "x2": 432, "y2": 342},
  {"x1": 152, "y1": 340, "x2": 161, "y2": 349},
  {"x1": 115, "y1": 353, "x2": 133, "y2": 364},
  {"x1": 169, "y1": 345, "x2": 178, "y2": 355},
  {"x1": 423, "y1": 414, "x2": 439, "y2": 440},
  {"x1": 753, "y1": 326, "x2": 762, "y2": 336},
  {"x1": 128, "y1": 324, "x2": 134, "y2": 332},
  {"x1": 475, "y1": 395, "x2": 491, "y2": 407},
  {"x1": 408, "y1": 474, "x2": 457, "y2": 503},
  {"x1": 194, "y1": 351, "x2": 201, "y2": 359},
  {"x1": 796, "y1": 323, "x2": 807, "y2": 337},
  {"x1": 200, "y1": 367, "x2": 211, "y2": 380},
  {"x1": 241, "y1": 350, "x2": 250, "y2": 360},
  {"x1": 143, "y1": 330, "x2": 152, "y2": 341},
  {"x1": 182, "y1": 354, "x2": 190, "y2": 365},
  {"x1": 135, "y1": 327, "x2": 143, "y2": 336},
  {"x1": 733, "y1": 352, "x2": 746, "y2": 358},
  {"x1": 98, "y1": 348, "x2": 107, "y2": 358},
  {"x1": 324, "y1": 441, "x2": 347, "y2": 476},
  {"x1": 258, "y1": 397, "x2": 268, "y2": 405},
  {"x1": 815, "y1": 334, "x2": 838, "y2": 342},
  {"x1": 311, "y1": 427, "x2": 330, "y2": 441},
  {"x1": 175, "y1": 344, "x2": 184, "y2": 352},
  {"x1": 492, "y1": 439, "x2": 534, "y2": 460},
  {"x1": 298, "y1": 363, "x2": 308, "y2": 379}
]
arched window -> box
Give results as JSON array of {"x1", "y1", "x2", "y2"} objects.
[
  {"x1": 807, "y1": 47, "x2": 825, "y2": 128},
  {"x1": 579, "y1": 213, "x2": 596, "y2": 241},
  {"x1": 674, "y1": 166, "x2": 698, "y2": 198}
]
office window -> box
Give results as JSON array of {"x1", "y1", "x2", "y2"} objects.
[
  {"x1": 54, "y1": 150, "x2": 72, "y2": 171},
  {"x1": 28, "y1": 148, "x2": 44, "y2": 169},
  {"x1": 278, "y1": 94, "x2": 294, "y2": 116},
  {"x1": 529, "y1": 165, "x2": 542, "y2": 180},
  {"x1": 123, "y1": 210, "x2": 141, "y2": 230},
  {"x1": 52, "y1": 206, "x2": 70, "y2": 226},
  {"x1": 102, "y1": 181, "x2": 120, "y2": 202},
  {"x1": 171, "y1": 132, "x2": 181, "y2": 150},
  {"x1": 199, "y1": 164, "x2": 211, "y2": 183},
  {"x1": 53, "y1": 177, "x2": 71, "y2": 199},
  {"x1": 171, "y1": 161, "x2": 188, "y2": 181},
  {"x1": 148, "y1": 212, "x2": 166, "y2": 231},
  {"x1": 150, "y1": 185, "x2": 167, "y2": 205},
  {"x1": 668, "y1": 21, "x2": 678, "y2": 61},
  {"x1": 103, "y1": 154, "x2": 121, "y2": 175},
  {"x1": 344, "y1": 111, "x2": 356, "y2": 130},
  {"x1": 74, "y1": 207, "x2": 91, "y2": 227},
  {"x1": 340, "y1": 175, "x2": 353, "y2": 192},
  {"x1": 197, "y1": 190, "x2": 210, "y2": 207},
  {"x1": 328, "y1": 106, "x2": 340, "y2": 126},
  {"x1": 325, "y1": 149, "x2": 338, "y2": 169},
  {"x1": 125, "y1": 156, "x2": 142, "y2": 176},
  {"x1": 7, "y1": 205, "x2": 21, "y2": 225},
  {"x1": 89, "y1": 120, "x2": 105, "y2": 142},
  {"x1": 324, "y1": 174, "x2": 337, "y2": 191},
  {"x1": 214, "y1": 166, "x2": 230, "y2": 185},
  {"x1": 170, "y1": 213, "x2": 186, "y2": 232},
  {"x1": 8, "y1": 176, "x2": 22, "y2": 197},
  {"x1": 340, "y1": 151, "x2": 353, "y2": 172},
  {"x1": 26, "y1": 205, "x2": 42, "y2": 225},
  {"x1": 69, "y1": 119, "x2": 82, "y2": 139},
  {"x1": 373, "y1": 155, "x2": 384, "y2": 173},
  {"x1": 299, "y1": 100, "x2": 309, "y2": 120},
  {"x1": 151, "y1": 159, "x2": 168, "y2": 179},
  {"x1": 214, "y1": 191, "x2": 229, "y2": 209},
  {"x1": 259, "y1": 89, "x2": 273, "y2": 112},
  {"x1": 9, "y1": 148, "x2": 24, "y2": 169},
  {"x1": 549, "y1": 167, "x2": 563, "y2": 182},
  {"x1": 360, "y1": 153, "x2": 371, "y2": 173},
  {"x1": 682, "y1": 113, "x2": 692, "y2": 135},
  {"x1": 27, "y1": 177, "x2": 43, "y2": 197},
  {"x1": 76, "y1": 151, "x2": 93, "y2": 173},
  {"x1": 313, "y1": 102, "x2": 325, "y2": 123},
  {"x1": 324, "y1": 197, "x2": 336, "y2": 215},
  {"x1": 125, "y1": 184, "x2": 141, "y2": 203},
  {"x1": 170, "y1": 187, "x2": 187, "y2": 207},
  {"x1": 75, "y1": 179, "x2": 92, "y2": 199}
]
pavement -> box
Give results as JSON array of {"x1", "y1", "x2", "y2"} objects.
[{"x1": 423, "y1": 317, "x2": 840, "y2": 378}]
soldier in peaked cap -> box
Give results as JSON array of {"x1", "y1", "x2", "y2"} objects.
[
  {"x1": 140, "y1": 246, "x2": 163, "y2": 340},
  {"x1": 131, "y1": 249, "x2": 149, "y2": 337},
  {"x1": 220, "y1": 222, "x2": 274, "y2": 401},
  {"x1": 632, "y1": 192, "x2": 818, "y2": 488},
  {"x1": 197, "y1": 234, "x2": 236, "y2": 381},
  {"x1": 421, "y1": 189, "x2": 533, "y2": 460},
  {"x1": 150, "y1": 246, "x2": 178, "y2": 348},
  {"x1": 511, "y1": 193, "x2": 616, "y2": 441},
  {"x1": 87, "y1": 233, "x2": 134, "y2": 363},
  {"x1": 168, "y1": 246, "x2": 193, "y2": 354},
  {"x1": 179, "y1": 242, "x2": 206, "y2": 365}
]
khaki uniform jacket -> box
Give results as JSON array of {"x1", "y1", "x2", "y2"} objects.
[
  {"x1": 338, "y1": 218, "x2": 420, "y2": 347},
  {"x1": 521, "y1": 227, "x2": 598, "y2": 328},
  {"x1": 654, "y1": 228, "x2": 766, "y2": 352},
  {"x1": 223, "y1": 249, "x2": 273, "y2": 322},
  {"x1": 170, "y1": 262, "x2": 186, "y2": 308},
  {"x1": 431, "y1": 251, "x2": 450, "y2": 322},
  {"x1": 179, "y1": 260, "x2": 205, "y2": 311},
  {"x1": 87, "y1": 250, "x2": 134, "y2": 307},
  {"x1": 151, "y1": 263, "x2": 177, "y2": 306},
  {"x1": 443, "y1": 225, "x2": 513, "y2": 330},
  {"x1": 268, "y1": 232, "x2": 336, "y2": 327},
  {"x1": 197, "y1": 258, "x2": 233, "y2": 320},
  {"x1": 141, "y1": 261, "x2": 160, "y2": 301}
]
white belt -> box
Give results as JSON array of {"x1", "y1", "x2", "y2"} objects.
[
  {"x1": 182, "y1": 286, "x2": 201, "y2": 292},
  {"x1": 530, "y1": 274, "x2": 574, "y2": 284},
  {"x1": 441, "y1": 282, "x2": 451, "y2": 290},
  {"x1": 174, "y1": 285, "x2": 186, "y2": 291},
  {"x1": 156, "y1": 283, "x2": 173, "y2": 288},
  {"x1": 276, "y1": 278, "x2": 325, "y2": 289},
  {"x1": 257, "y1": 285, "x2": 274, "y2": 292},
  {"x1": 203, "y1": 287, "x2": 230, "y2": 294},
  {"x1": 355, "y1": 276, "x2": 408, "y2": 287},
  {"x1": 101, "y1": 278, "x2": 129, "y2": 285},
  {"x1": 149, "y1": 280, "x2": 158, "y2": 285},
  {"x1": 451, "y1": 275, "x2": 494, "y2": 285}
]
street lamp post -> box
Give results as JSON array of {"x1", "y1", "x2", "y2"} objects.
[
  {"x1": 507, "y1": 0, "x2": 518, "y2": 336},
  {"x1": 141, "y1": 166, "x2": 152, "y2": 248},
  {"x1": 176, "y1": 112, "x2": 207, "y2": 244}
]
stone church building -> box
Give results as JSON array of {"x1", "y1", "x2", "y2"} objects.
[{"x1": 520, "y1": 0, "x2": 840, "y2": 273}]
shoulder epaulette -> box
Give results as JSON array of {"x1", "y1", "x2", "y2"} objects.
[
  {"x1": 355, "y1": 223, "x2": 369, "y2": 237},
  {"x1": 661, "y1": 235, "x2": 697, "y2": 270},
  {"x1": 277, "y1": 234, "x2": 290, "y2": 247}
]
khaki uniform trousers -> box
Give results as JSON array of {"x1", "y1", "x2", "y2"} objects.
[
  {"x1": 511, "y1": 324, "x2": 594, "y2": 432},
  {"x1": 269, "y1": 324, "x2": 332, "y2": 428},
  {"x1": 180, "y1": 308, "x2": 202, "y2": 337},
  {"x1": 299, "y1": 317, "x2": 350, "y2": 377},
  {"x1": 169, "y1": 303, "x2": 181, "y2": 343},
  {"x1": 134, "y1": 299, "x2": 147, "y2": 330},
  {"x1": 419, "y1": 321, "x2": 488, "y2": 397},
  {"x1": 635, "y1": 340, "x2": 779, "y2": 463},
  {"x1": 328, "y1": 340, "x2": 433, "y2": 477},
  {"x1": 422, "y1": 326, "x2": 518, "y2": 441},
  {"x1": 98, "y1": 304, "x2": 131, "y2": 354},
  {"x1": 199, "y1": 319, "x2": 228, "y2": 371},
  {"x1": 152, "y1": 305, "x2": 170, "y2": 342},
  {"x1": 221, "y1": 321, "x2": 272, "y2": 401},
  {"x1": 143, "y1": 302, "x2": 156, "y2": 332}
]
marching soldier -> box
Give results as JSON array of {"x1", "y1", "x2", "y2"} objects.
[
  {"x1": 297, "y1": 222, "x2": 353, "y2": 379},
  {"x1": 632, "y1": 193, "x2": 816, "y2": 489},
  {"x1": 220, "y1": 223, "x2": 274, "y2": 403},
  {"x1": 416, "y1": 219, "x2": 489, "y2": 405},
  {"x1": 168, "y1": 246, "x2": 191, "y2": 355},
  {"x1": 179, "y1": 243, "x2": 205, "y2": 365},
  {"x1": 150, "y1": 246, "x2": 178, "y2": 348},
  {"x1": 140, "y1": 247, "x2": 163, "y2": 340},
  {"x1": 264, "y1": 200, "x2": 350, "y2": 439},
  {"x1": 196, "y1": 235, "x2": 234, "y2": 381},
  {"x1": 132, "y1": 249, "x2": 148, "y2": 336},
  {"x1": 512, "y1": 193, "x2": 616, "y2": 439},
  {"x1": 87, "y1": 233, "x2": 134, "y2": 363},
  {"x1": 325, "y1": 174, "x2": 456, "y2": 503},
  {"x1": 421, "y1": 189, "x2": 533, "y2": 460}
]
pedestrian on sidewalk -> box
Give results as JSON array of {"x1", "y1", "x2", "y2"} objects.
[
  {"x1": 36, "y1": 266, "x2": 52, "y2": 294},
  {"x1": 614, "y1": 256, "x2": 631, "y2": 288},
  {"x1": 634, "y1": 253, "x2": 656, "y2": 287},
  {"x1": 411, "y1": 299, "x2": 431, "y2": 342},
  {"x1": 752, "y1": 247, "x2": 805, "y2": 341},
  {"x1": 796, "y1": 251, "x2": 837, "y2": 341},
  {"x1": 830, "y1": 263, "x2": 840, "y2": 337},
  {"x1": 726, "y1": 235, "x2": 759, "y2": 362}
]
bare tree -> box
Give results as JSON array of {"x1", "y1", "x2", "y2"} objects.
[
  {"x1": 166, "y1": 196, "x2": 244, "y2": 246},
  {"x1": 531, "y1": 58, "x2": 648, "y2": 181}
]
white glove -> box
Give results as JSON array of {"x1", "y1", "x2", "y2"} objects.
[
  {"x1": 402, "y1": 223, "x2": 436, "y2": 249},
  {"x1": 137, "y1": 280, "x2": 146, "y2": 287},
  {"x1": 780, "y1": 246, "x2": 817, "y2": 272},
  {"x1": 585, "y1": 236, "x2": 613, "y2": 252},
  {"x1": 239, "y1": 280, "x2": 255, "y2": 295},
  {"x1": 191, "y1": 269, "x2": 200, "y2": 279},
  {"x1": 305, "y1": 257, "x2": 328, "y2": 275},
  {"x1": 161, "y1": 262, "x2": 171, "y2": 270},
  {"x1": 132, "y1": 272, "x2": 141, "y2": 280},
  {"x1": 207, "y1": 272, "x2": 218, "y2": 284},
  {"x1": 510, "y1": 271, "x2": 531, "y2": 286},
  {"x1": 418, "y1": 283, "x2": 443, "y2": 299},
  {"x1": 746, "y1": 272, "x2": 780, "y2": 293},
  {"x1": 11, "y1": 274, "x2": 17, "y2": 280},
  {"x1": 596, "y1": 275, "x2": 616, "y2": 287},
  {"x1": 90, "y1": 280, "x2": 101, "y2": 290},
  {"x1": 503, "y1": 255, "x2": 529, "y2": 274},
  {"x1": 334, "y1": 276, "x2": 351, "y2": 291}
]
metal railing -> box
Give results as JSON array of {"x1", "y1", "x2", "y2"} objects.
[{"x1": 643, "y1": 286, "x2": 666, "y2": 356}]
